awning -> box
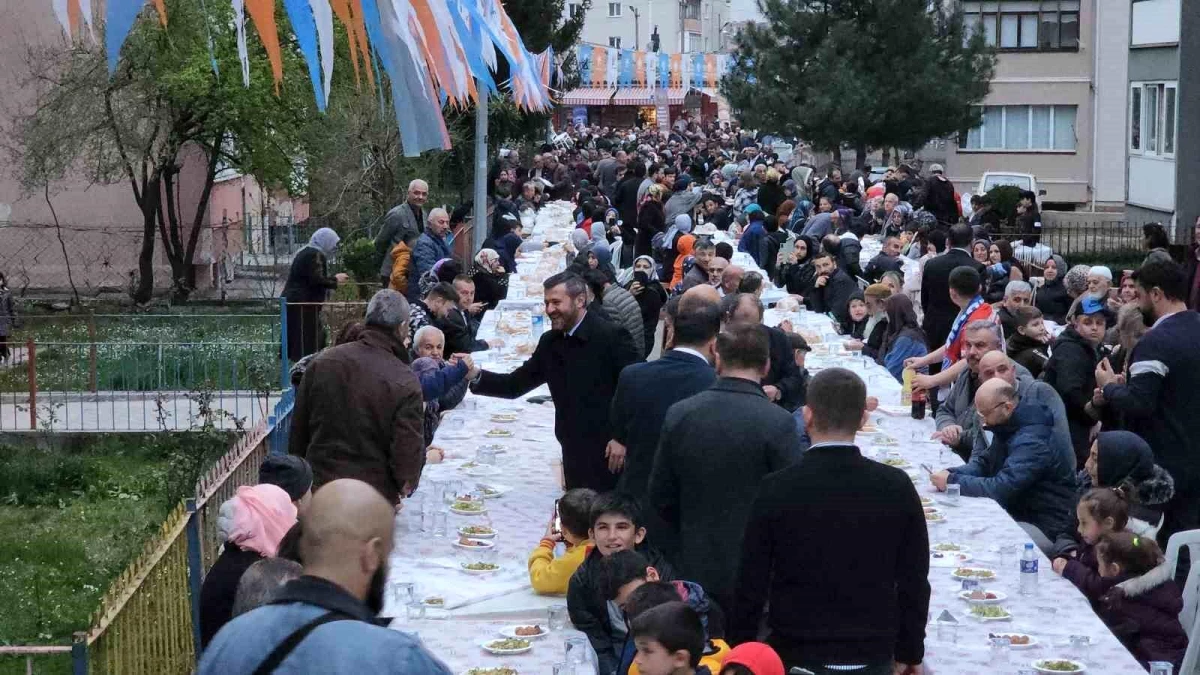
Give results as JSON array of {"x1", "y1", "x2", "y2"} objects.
[
  {"x1": 612, "y1": 87, "x2": 655, "y2": 105},
  {"x1": 559, "y1": 88, "x2": 616, "y2": 105}
]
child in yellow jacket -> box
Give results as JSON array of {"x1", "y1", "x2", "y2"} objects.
[
  {"x1": 388, "y1": 229, "x2": 420, "y2": 296},
  {"x1": 528, "y1": 488, "x2": 597, "y2": 594}
]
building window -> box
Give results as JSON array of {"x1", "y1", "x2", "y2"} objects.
[
  {"x1": 608, "y1": 2, "x2": 621, "y2": 16},
  {"x1": 964, "y1": 1, "x2": 1080, "y2": 51},
  {"x1": 1131, "y1": 81, "x2": 1178, "y2": 158},
  {"x1": 685, "y1": 32, "x2": 702, "y2": 52},
  {"x1": 608, "y1": 36, "x2": 622, "y2": 48},
  {"x1": 568, "y1": 3, "x2": 583, "y2": 17},
  {"x1": 682, "y1": 0, "x2": 701, "y2": 19},
  {"x1": 963, "y1": 105, "x2": 1077, "y2": 151}
]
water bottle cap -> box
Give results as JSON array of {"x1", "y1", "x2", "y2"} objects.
[{"x1": 1024, "y1": 543, "x2": 1034, "y2": 550}]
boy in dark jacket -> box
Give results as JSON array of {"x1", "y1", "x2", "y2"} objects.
[
  {"x1": 1005, "y1": 306, "x2": 1051, "y2": 379},
  {"x1": 568, "y1": 493, "x2": 675, "y2": 675},
  {"x1": 1041, "y1": 294, "x2": 1107, "y2": 467}
]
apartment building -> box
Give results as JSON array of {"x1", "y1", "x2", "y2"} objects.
[
  {"x1": 1124, "y1": 0, "x2": 1199, "y2": 235},
  {"x1": 567, "y1": 0, "x2": 734, "y2": 54},
  {"x1": 945, "y1": 0, "x2": 1129, "y2": 210}
]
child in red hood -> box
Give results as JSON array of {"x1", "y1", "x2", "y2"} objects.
[{"x1": 719, "y1": 642, "x2": 785, "y2": 675}]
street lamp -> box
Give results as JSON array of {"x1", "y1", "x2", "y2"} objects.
[{"x1": 629, "y1": 5, "x2": 640, "y2": 50}]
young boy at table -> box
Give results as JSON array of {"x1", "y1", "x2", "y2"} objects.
[
  {"x1": 568, "y1": 493, "x2": 675, "y2": 675},
  {"x1": 630, "y1": 602, "x2": 710, "y2": 675},
  {"x1": 528, "y1": 488, "x2": 598, "y2": 594},
  {"x1": 601, "y1": 551, "x2": 731, "y2": 675}
]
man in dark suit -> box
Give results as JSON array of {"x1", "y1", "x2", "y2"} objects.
[
  {"x1": 374, "y1": 179, "x2": 428, "y2": 285},
  {"x1": 731, "y1": 368, "x2": 929, "y2": 674},
  {"x1": 608, "y1": 297, "x2": 721, "y2": 552},
  {"x1": 649, "y1": 323, "x2": 802, "y2": 615},
  {"x1": 805, "y1": 251, "x2": 859, "y2": 330},
  {"x1": 721, "y1": 293, "x2": 807, "y2": 412},
  {"x1": 921, "y1": 224, "x2": 985, "y2": 354},
  {"x1": 471, "y1": 272, "x2": 639, "y2": 491}
]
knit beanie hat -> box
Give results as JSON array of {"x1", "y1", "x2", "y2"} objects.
[
  {"x1": 258, "y1": 456, "x2": 314, "y2": 502},
  {"x1": 722, "y1": 642, "x2": 785, "y2": 675}
]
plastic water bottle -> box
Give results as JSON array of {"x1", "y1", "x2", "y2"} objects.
[
  {"x1": 1019, "y1": 543, "x2": 1038, "y2": 596},
  {"x1": 532, "y1": 311, "x2": 545, "y2": 335},
  {"x1": 1148, "y1": 662, "x2": 1174, "y2": 675}
]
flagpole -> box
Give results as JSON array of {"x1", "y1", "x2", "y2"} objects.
[{"x1": 473, "y1": 84, "x2": 489, "y2": 256}]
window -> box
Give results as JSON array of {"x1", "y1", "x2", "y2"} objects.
[
  {"x1": 608, "y1": 2, "x2": 621, "y2": 16},
  {"x1": 963, "y1": 1, "x2": 1080, "y2": 51},
  {"x1": 962, "y1": 105, "x2": 1078, "y2": 151},
  {"x1": 682, "y1": 0, "x2": 701, "y2": 19},
  {"x1": 568, "y1": 3, "x2": 583, "y2": 17},
  {"x1": 1131, "y1": 81, "x2": 1179, "y2": 158},
  {"x1": 608, "y1": 36, "x2": 622, "y2": 48},
  {"x1": 685, "y1": 32, "x2": 702, "y2": 52}
]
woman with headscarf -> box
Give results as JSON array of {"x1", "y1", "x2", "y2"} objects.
[
  {"x1": 879, "y1": 294, "x2": 928, "y2": 382},
  {"x1": 636, "y1": 184, "x2": 667, "y2": 257},
  {"x1": 471, "y1": 248, "x2": 509, "y2": 310},
  {"x1": 1034, "y1": 254, "x2": 1072, "y2": 323},
  {"x1": 971, "y1": 239, "x2": 991, "y2": 265},
  {"x1": 780, "y1": 234, "x2": 818, "y2": 299},
  {"x1": 667, "y1": 216, "x2": 696, "y2": 289},
  {"x1": 199, "y1": 484, "x2": 298, "y2": 648},
  {"x1": 592, "y1": 241, "x2": 618, "y2": 282},
  {"x1": 281, "y1": 228, "x2": 347, "y2": 362},
  {"x1": 704, "y1": 169, "x2": 726, "y2": 197},
  {"x1": 738, "y1": 205, "x2": 767, "y2": 267},
  {"x1": 621, "y1": 255, "x2": 667, "y2": 358}
]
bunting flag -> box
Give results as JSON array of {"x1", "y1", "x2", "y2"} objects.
[
  {"x1": 590, "y1": 45, "x2": 605, "y2": 87},
  {"x1": 283, "y1": 0, "x2": 327, "y2": 110},
  {"x1": 445, "y1": 0, "x2": 497, "y2": 96},
  {"x1": 704, "y1": 54, "x2": 718, "y2": 87},
  {"x1": 604, "y1": 47, "x2": 619, "y2": 86},
  {"x1": 644, "y1": 50, "x2": 657, "y2": 87},
  {"x1": 633, "y1": 50, "x2": 645, "y2": 86},
  {"x1": 105, "y1": 0, "x2": 145, "y2": 73},
  {"x1": 679, "y1": 52, "x2": 692, "y2": 90},
  {"x1": 668, "y1": 53, "x2": 681, "y2": 86},
  {"x1": 577, "y1": 44, "x2": 593, "y2": 85},
  {"x1": 691, "y1": 52, "x2": 705, "y2": 87},
  {"x1": 245, "y1": 0, "x2": 284, "y2": 93},
  {"x1": 310, "y1": 0, "x2": 335, "y2": 107},
  {"x1": 657, "y1": 52, "x2": 669, "y2": 86},
  {"x1": 617, "y1": 49, "x2": 633, "y2": 86},
  {"x1": 78, "y1": 0, "x2": 97, "y2": 40},
  {"x1": 233, "y1": 0, "x2": 251, "y2": 86}
]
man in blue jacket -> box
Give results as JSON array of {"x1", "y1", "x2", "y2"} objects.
[
  {"x1": 412, "y1": 208, "x2": 454, "y2": 280},
  {"x1": 932, "y1": 378, "x2": 1076, "y2": 551},
  {"x1": 199, "y1": 479, "x2": 452, "y2": 674}
]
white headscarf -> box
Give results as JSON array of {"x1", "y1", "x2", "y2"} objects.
[
  {"x1": 663, "y1": 214, "x2": 693, "y2": 246},
  {"x1": 307, "y1": 227, "x2": 340, "y2": 257},
  {"x1": 618, "y1": 254, "x2": 659, "y2": 285}
]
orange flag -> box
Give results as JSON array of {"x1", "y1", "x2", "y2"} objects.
[
  {"x1": 245, "y1": 0, "x2": 284, "y2": 93},
  {"x1": 67, "y1": 0, "x2": 82, "y2": 38},
  {"x1": 152, "y1": 0, "x2": 167, "y2": 25},
  {"x1": 347, "y1": 0, "x2": 376, "y2": 91},
  {"x1": 328, "y1": 0, "x2": 363, "y2": 87}
]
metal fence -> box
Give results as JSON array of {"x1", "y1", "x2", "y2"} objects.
[
  {"x1": 1037, "y1": 220, "x2": 1150, "y2": 258},
  {"x1": 1, "y1": 394, "x2": 294, "y2": 674}
]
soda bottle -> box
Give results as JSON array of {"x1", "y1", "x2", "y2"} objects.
[
  {"x1": 901, "y1": 368, "x2": 913, "y2": 406},
  {"x1": 1019, "y1": 543, "x2": 1038, "y2": 596},
  {"x1": 911, "y1": 386, "x2": 926, "y2": 420}
]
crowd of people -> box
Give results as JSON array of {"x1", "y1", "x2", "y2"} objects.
[{"x1": 198, "y1": 121, "x2": 1200, "y2": 674}]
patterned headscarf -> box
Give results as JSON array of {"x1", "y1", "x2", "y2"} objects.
[{"x1": 474, "y1": 248, "x2": 505, "y2": 274}]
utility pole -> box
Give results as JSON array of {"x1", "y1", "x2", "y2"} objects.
[
  {"x1": 472, "y1": 84, "x2": 488, "y2": 256},
  {"x1": 629, "y1": 5, "x2": 640, "y2": 50}
]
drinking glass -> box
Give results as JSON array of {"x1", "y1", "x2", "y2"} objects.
[
  {"x1": 548, "y1": 604, "x2": 569, "y2": 630},
  {"x1": 405, "y1": 602, "x2": 426, "y2": 620},
  {"x1": 945, "y1": 483, "x2": 961, "y2": 504},
  {"x1": 393, "y1": 582, "x2": 416, "y2": 606},
  {"x1": 565, "y1": 636, "x2": 590, "y2": 663},
  {"x1": 432, "y1": 511, "x2": 448, "y2": 537},
  {"x1": 998, "y1": 543, "x2": 1018, "y2": 569},
  {"x1": 421, "y1": 508, "x2": 437, "y2": 534},
  {"x1": 477, "y1": 446, "x2": 498, "y2": 465},
  {"x1": 552, "y1": 663, "x2": 571, "y2": 675},
  {"x1": 934, "y1": 620, "x2": 958, "y2": 643},
  {"x1": 1149, "y1": 662, "x2": 1174, "y2": 675},
  {"x1": 1068, "y1": 634, "x2": 1091, "y2": 659},
  {"x1": 989, "y1": 637, "x2": 1010, "y2": 664}
]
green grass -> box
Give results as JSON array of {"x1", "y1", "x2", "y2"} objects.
[{"x1": 0, "y1": 433, "x2": 232, "y2": 662}]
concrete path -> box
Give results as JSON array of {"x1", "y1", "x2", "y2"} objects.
[{"x1": 0, "y1": 391, "x2": 282, "y2": 432}]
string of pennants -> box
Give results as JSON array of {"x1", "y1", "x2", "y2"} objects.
[
  {"x1": 576, "y1": 44, "x2": 732, "y2": 89},
  {"x1": 50, "y1": 0, "x2": 554, "y2": 156}
]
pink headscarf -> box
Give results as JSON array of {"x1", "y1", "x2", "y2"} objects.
[{"x1": 222, "y1": 484, "x2": 297, "y2": 557}]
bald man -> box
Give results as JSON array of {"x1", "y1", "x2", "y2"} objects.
[
  {"x1": 720, "y1": 265, "x2": 745, "y2": 297},
  {"x1": 376, "y1": 179, "x2": 430, "y2": 283},
  {"x1": 412, "y1": 207, "x2": 454, "y2": 280},
  {"x1": 930, "y1": 377, "x2": 1077, "y2": 550},
  {"x1": 199, "y1": 479, "x2": 453, "y2": 674}
]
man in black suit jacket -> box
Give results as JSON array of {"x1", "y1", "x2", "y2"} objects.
[
  {"x1": 722, "y1": 293, "x2": 807, "y2": 411},
  {"x1": 921, "y1": 224, "x2": 986, "y2": 353},
  {"x1": 731, "y1": 368, "x2": 929, "y2": 674},
  {"x1": 472, "y1": 272, "x2": 639, "y2": 491},
  {"x1": 649, "y1": 323, "x2": 802, "y2": 615},
  {"x1": 608, "y1": 298, "x2": 721, "y2": 553},
  {"x1": 807, "y1": 250, "x2": 860, "y2": 329}
]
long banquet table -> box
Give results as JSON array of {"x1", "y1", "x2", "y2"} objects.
[{"x1": 383, "y1": 203, "x2": 1146, "y2": 674}]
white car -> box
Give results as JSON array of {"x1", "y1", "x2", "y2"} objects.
[{"x1": 962, "y1": 171, "x2": 1046, "y2": 218}]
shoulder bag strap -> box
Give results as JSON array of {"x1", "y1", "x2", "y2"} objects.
[{"x1": 250, "y1": 611, "x2": 352, "y2": 675}]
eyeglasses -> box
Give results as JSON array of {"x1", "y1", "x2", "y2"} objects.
[{"x1": 976, "y1": 400, "x2": 1008, "y2": 420}]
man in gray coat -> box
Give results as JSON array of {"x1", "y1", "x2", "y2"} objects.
[
  {"x1": 375, "y1": 179, "x2": 429, "y2": 284},
  {"x1": 933, "y1": 320, "x2": 1072, "y2": 467}
]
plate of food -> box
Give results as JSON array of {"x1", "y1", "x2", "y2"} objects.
[
  {"x1": 484, "y1": 429, "x2": 514, "y2": 438},
  {"x1": 969, "y1": 605, "x2": 1011, "y2": 622},
  {"x1": 959, "y1": 589, "x2": 1006, "y2": 604},
  {"x1": 476, "y1": 443, "x2": 508, "y2": 454},
  {"x1": 952, "y1": 567, "x2": 997, "y2": 581},
  {"x1": 450, "y1": 500, "x2": 488, "y2": 515},
  {"x1": 860, "y1": 422, "x2": 879, "y2": 433},
  {"x1": 454, "y1": 536, "x2": 495, "y2": 550},
  {"x1": 920, "y1": 497, "x2": 935, "y2": 506},
  {"x1": 988, "y1": 632, "x2": 1037, "y2": 649},
  {"x1": 882, "y1": 457, "x2": 910, "y2": 468},
  {"x1": 479, "y1": 638, "x2": 533, "y2": 655},
  {"x1": 930, "y1": 551, "x2": 971, "y2": 567},
  {"x1": 441, "y1": 430, "x2": 474, "y2": 440},
  {"x1": 459, "y1": 462, "x2": 500, "y2": 476},
  {"x1": 459, "y1": 525, "x2": 497, "y2": 539},
  {"x1": 475, "y1": 483, "x2": 510, "y2": 499},
  {"x1": 499, "y1": 624, "x2": 549, "y2": 639},
  {"x1": 1031, "y1": 659, "x2": 1085, "y2": 673},
  {"x1": 422, "y1": 596, "x2": 446, "y2": 608},
  {"x1": 873, "y1": 436, "x2": 900, "y2": 447},
  {"x1": 462, "y1": 561, "x2": 502, "y2": 574},
  {"x1": 925, "y1": 512, "x2": 945, "y2": 523},
  {"x1": 932, "y1": 542, "x2": 970, "y2": 554},
  {"x1": 490, "y1": 413, "x2": 520, "y2": 423},
  {"x1": 460, "y1": 668, "x2": 518, "y2": 675}
]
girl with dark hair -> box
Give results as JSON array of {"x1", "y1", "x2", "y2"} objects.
[
  {"x1": 1142, "y1": 222, "x2": 1172, "y2": 265},
  {"x1": 984, "y1": 239, "x2": 1024, "y2": 303},
  {"x1": 879, "y1": 294, "x2": 927, "y2": 381}
]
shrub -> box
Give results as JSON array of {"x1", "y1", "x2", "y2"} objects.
[{"x1": 984, "y1": 185, "x2": 1022, "y2": 226}]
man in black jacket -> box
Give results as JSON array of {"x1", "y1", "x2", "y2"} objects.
[
  {"x1": 921, "y1": 224, "x2": 986, "y2": 355},
  {"x1": 923, "y1": 164, "x2": 959, "y2": 226},
  {"x1": 649, "y1": 323, "x2": 802, "y2": 614},
  {"x1": 609, "y1": 300, "x2": 721, "y2": 552},
  {"x1": 863, "y1": 235, "x2": 905, "y2": 283},
  {"x1": 471, "y1": 272, "x2": 639, "y2": 491},
  {"x1": 731, "y1": 368, "x2": 929, "y2": 674},
  {"x1": 722, "y1": 293, "x2": 806, "y2": 411},
  {"x1": 807, "y1": 251, "x2": 859, "y2": 328}
]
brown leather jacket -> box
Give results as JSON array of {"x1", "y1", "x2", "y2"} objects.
[{"x1": 289, "y1": 326, "x2": 425, "y2": 503}]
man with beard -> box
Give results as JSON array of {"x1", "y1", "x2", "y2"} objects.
[
  {"x1": 471, "y1": 272, "x2": 639, "y2": 490},
  {"x1": 1095, "y1": 260, "x2": 1200, "y2": 542},
  {"x1": 199, "y1": 479, "x2": 453, "y2": 673}
]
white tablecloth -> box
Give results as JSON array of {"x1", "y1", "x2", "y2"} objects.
[{"x1": 383, "y1": 205, "x2": 1145, "y2": 674}]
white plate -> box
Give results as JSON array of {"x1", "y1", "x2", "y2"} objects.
[
  {"x1": 458, "y1": 526, "x2": 498, "y2": 539},
  {"x1": 461, "y1": 563, "x2": 503, "y2": 574},
  {"x1": 880, "y1": 458, "x2": 910, "y2": 468},
  {"x1": 490, "y1": 414, "x2": 520, "y2": 423},
  {"x1": 453, "y1": 538, "x2": 496, "y2": 550},
  {"x1": 924, "y1": 514, "x2": 946, "y2": 523},
  {"x1": 474, "y1": 483, "x2": 510, "y2": 499},
  {"x1": 1031, "y1": 658, "x2": 1086, "y2": 673},
  {"x1": 959, "y1": 589, "x2": 1007, "y2": 604},
  {"x1": 484, "y1": 429, "x2": 515, "y2": 438},
  {"x1": 422, "y1": 597, "x2": 447, "y2": 608},
  {"x1": 919, "y1": 497, "x2": 935, "y2": 506},
  {"x1": 459, "y1": 669, "x2": 520, "y2": 675},
  {"x1": 931, "y1": 543, "x2": 971, "y2": 554},
  {"x1": 450, "y1": 505, "x2": 489, "y2": 516},
  {"x1": 466, "y1": 466, "x2": 501, "y2": 477},
  {"x1": 969, "y1": 609, "x2": 1012, "y2": 622},
  {"x1": 441, "y1": 430, "x2": 474, "y2": 440},
  {"x1": 478, "y1": 639, "x2": 533, "y2": 655},
  {"x1": 930, "y1": 552, "x2": 971, "y2": 567},
  {"x1": 987, "y1": 633, "x2": 1038, "y2": 650},
  {"x1": 952, "y1": 568, "x2": 998, "y2": 581},
  {"x1": 498, "y1": 625, "x2": 549, "y2": 639}
]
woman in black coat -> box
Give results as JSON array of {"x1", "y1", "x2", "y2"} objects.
[
  {"x1": 281, "y1": 228, "x2": 346, "y2": 362},
  {"x1": 624, "y1": 255, "x2": 667, "y2": 359},
  {"x1": 636, "y1": 186, "x2": 667, "y2": 257},
  {"x1": 471, "y1": 248, "x2": 509, "y2": 310},
  {"x1": 1035, "y1": 254, "x2": 1072, "y2": 323}
]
